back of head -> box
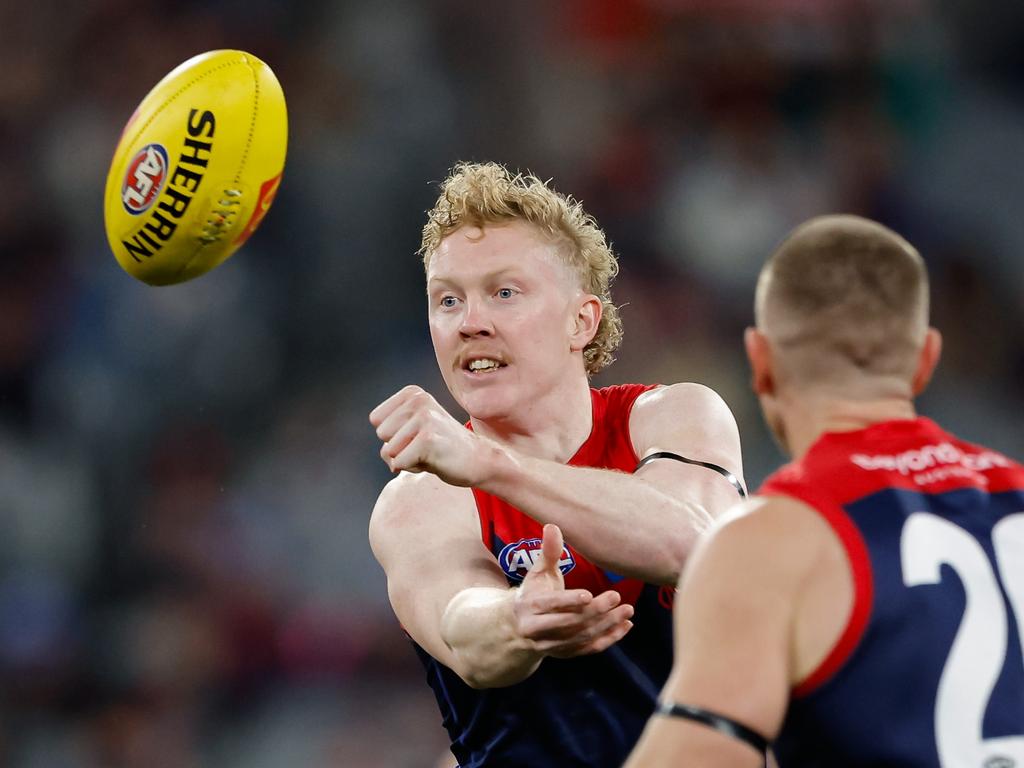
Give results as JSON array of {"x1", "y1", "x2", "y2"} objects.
[
  {"x1": 756, "y1": 215, "x2": 929, "y2": 395},
  {"x1": 419, "y1": 161, "x2": 622, "y2": 375}
]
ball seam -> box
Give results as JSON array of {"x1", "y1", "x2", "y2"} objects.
[
  {"x1": 171, "y1": 55, "x2": 262, "y2": 283},
  {"x1": 234, "y1": 53, "x2": 260, "y2": 185},
  {"x1": 120, "y1": 55, "x2": 248, "y2": 158}
]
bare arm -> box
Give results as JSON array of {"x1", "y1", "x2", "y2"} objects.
[
  {"x1": 371, "y1": 383, "x2": 744, "y2": 586},
  {"x1": 623, "y1": 497, "x2": 852, "y2": 767},
  {"x1": 369, "y1": 473, "x2": 633, "y2": 689},
  {"x1": 481, "y1": 383, "x2": 745, "y2": 584}
]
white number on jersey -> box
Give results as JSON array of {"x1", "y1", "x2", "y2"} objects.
[{"x1": 901, "y1": 512, "x2": 1024, "y2": 767}]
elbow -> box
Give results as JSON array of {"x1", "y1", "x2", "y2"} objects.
[
  {"x1": 440, "y1": 588, "x2": 542, "y2": 688},
  {"x1": 639, "y1": 548, "x2": 683, "y2": 587},
  {"x1": 461, "y1": 673, "x2": 491, "y2": 690},
  {"x1": 453, "y1": 653, "x2": 536, "y2": 689},
  {"x1": 459, "y1": 667, "x2": 525, "y2": 690},
  {"x1": 653, "y1": 559, "x2": 683, "y2": 587},
  {"x1": 444, "y1": 634, "x2": 540, "y2": 689},
  {"x1": 451, "y1": 656, "x2": 496, "y2": 689},
  {"x1": 441, "y1": 633, "x2": 533, "y2": 690}
]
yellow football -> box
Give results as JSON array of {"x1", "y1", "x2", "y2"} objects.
[{"x1": 104, "y1": 50, "x2": 288, "y2": 286}]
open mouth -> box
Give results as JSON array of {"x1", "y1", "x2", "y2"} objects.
[{"x1": 464, "y1": 357, "x2": 507, "y2": 375}]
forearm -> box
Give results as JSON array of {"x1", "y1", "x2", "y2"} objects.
[
  {"x1": 481, "y1": 450, "x2": 710, "y2": 584},
  {"x1": 440, "y1": 586, "x2": 543, "y2": 689}
]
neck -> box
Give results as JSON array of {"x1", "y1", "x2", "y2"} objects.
[
  {"x1": 469, "y1": 375, "x2": 594, "y2": 463},
  {"x1": 779, "y1": 391, "x2": 918, "y2": 460}
]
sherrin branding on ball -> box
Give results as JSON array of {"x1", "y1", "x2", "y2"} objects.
[{"x1": 105, "y1": 50, "x2": 287, "y2": 285}]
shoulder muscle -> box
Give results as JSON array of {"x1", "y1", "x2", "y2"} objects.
[
  {"x1": 631, "y1": 383, "x2": 742, "y2": 470},
  {"x1": 629, "y1": 383, "x2": 746, "y2": 515}
]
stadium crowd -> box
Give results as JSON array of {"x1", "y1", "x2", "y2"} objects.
[{"x1": 0, "y1": 0, "x2": 1022, "y2": 765}]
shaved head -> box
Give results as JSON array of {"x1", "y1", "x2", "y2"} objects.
[{"x1": 756, "y1": 215, "x2": 929, "y2": 394}]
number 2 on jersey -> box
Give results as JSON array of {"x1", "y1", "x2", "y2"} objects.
[{"x1": 902, "y1": 512, "x2": 1024, "y2": 767}]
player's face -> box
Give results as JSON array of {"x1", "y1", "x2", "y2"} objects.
[{"x1": 427, "y1": 222, "x2": 585, "y2": 422}]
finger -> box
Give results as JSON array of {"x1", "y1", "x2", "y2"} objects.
[
  {"x1": 539, "y1": 524, "x2": 563, "y2": 569},
  {"x1": 520, "y1": 589, "x2": 619, "y2": 621},
  {"x1": 373, "y1": 395, "x2": 426, "y2": 443},
  {"x1": 519, "y1": 589, "x2": 593, "y2": 614},
  {"x1": 380, "y1": 416, "x2": 422, "y2": 463},
  {"x1": 369, "y1": 389, "x2": 410, "y2": 428},
  {"x1": 520, "y1": 610, "x2": 601, "y2": 640},
  {"x1": 528, "y1": 602, "x2": 634, "y2": 648},
  {"x1": 369, "y1": 385, "x2": 423, "y2": 427},
  {"x1": 581, "y1": 602, "x2": 634, "y2": 636},
  {"x1": 569, "y1": 603, "x2": 634, "y2": 644},
  {"x1": 387, "y1": 430, "x2": 432, "y2": 473},
  {"x1": 587, "y1": 590, "x2": 623, "y2": 614},
  {"x1": 526, "y1": 523, "x2": 564, "y2": 579},
  {"x1": 574, "y1": 619, "x2": 634, "y2": 655},
  {"x1": 548, "y1": 617, "x2": 634, "y2": 658}
]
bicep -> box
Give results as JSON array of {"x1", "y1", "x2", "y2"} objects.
[
  {"x1": 631, "y1": 383, "x2": 746, "y2": 516},
  {"x1": 370, "y1": 478, "x2": 509, "y2": 667}
]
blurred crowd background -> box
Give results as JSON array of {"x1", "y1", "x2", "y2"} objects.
[{"x1": 1, "y1": 0, "x2": 1023, "y2": 765}]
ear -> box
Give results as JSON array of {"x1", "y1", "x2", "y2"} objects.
[
  {"x1": 745, "y1": 327, "x2": 775, "y2": 396},
  {"x1": 911, "y1": 328, "x2": 942, "y2": 396},
  {"x1": 569, "y1": 294, "x2": 602, "y2": 352}
]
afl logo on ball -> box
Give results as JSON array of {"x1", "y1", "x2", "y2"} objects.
[
  {"x1": 498, "y1": 537, "x2": 576, "y2": 582},
  {"x1": 121, "y1": 143, "x2": 169, "y2": 215}
]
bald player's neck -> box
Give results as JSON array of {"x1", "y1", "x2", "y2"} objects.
[{"x1": 777, "y1": 387, "x2": 918, "y2": 460}]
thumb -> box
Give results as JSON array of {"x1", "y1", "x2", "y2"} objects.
[{"x1": 531, "y1": 523, "x2": 565, "y2": 578}]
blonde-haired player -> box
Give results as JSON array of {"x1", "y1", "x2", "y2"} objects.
[
  {"x1": 626, "y1": 215, "x2": 1024, "y2": 767},
  {"x1": 369, "y1": 162, "x2": 745, "y2": 767}
]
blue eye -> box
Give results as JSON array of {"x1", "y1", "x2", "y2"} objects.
[
  {"x1": 440, "y1": 296, "x2": 458, "y2": 308},
  {"x1": 496, "y1": 288, "x2": 515, "y2": 299}
]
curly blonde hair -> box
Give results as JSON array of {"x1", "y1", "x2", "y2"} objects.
[{"x1": 419, "y1": 162, "x2": 623, "y2": 375}]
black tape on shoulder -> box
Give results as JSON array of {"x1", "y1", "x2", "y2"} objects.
[
  {"x1": 635, "y1": 451, "x2": 747, "y2": 499},
  {"x1": 656, "y1": 700, "x2": 769, "y2": 758}
]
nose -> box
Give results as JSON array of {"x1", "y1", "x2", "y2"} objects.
[{"x1": 459, "y1": 297, "x2": 493, "y2": 338}]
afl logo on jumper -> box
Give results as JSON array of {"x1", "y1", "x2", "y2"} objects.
[
  {"x1": 499, "y1": 537, "x2": 576, "y2": 582},
  {"x1": 121, "y1": 143, "x2": 169, "y2": 215}
]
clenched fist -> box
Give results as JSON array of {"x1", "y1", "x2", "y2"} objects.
[{"x1": 370, "y1": 385, "x2": 501, "y2": 487}]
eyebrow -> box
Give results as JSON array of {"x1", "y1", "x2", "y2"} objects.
[{"x1": 427, "y1": 268, "x2": 526, "y2": 290}]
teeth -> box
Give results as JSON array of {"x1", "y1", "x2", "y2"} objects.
[{"x1": 468, "y1": 358, "x2": 501, "y2": 371}]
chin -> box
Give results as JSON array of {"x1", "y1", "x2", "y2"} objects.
[{"x1": 458, "y1": 390, "x2": 517, "y2": 423}]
